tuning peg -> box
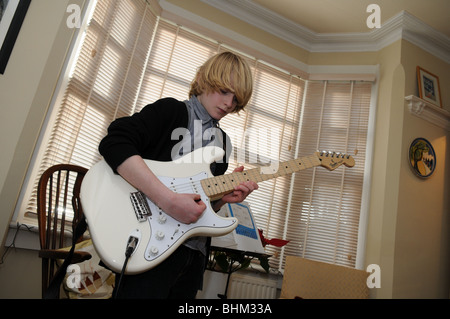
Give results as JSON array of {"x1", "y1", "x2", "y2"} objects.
[{"x1": 318, "y1": 150, "x2": 353, "y2": 159}]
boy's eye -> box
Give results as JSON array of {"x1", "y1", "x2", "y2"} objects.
[{"x1": 220, "y1": 90, "x2": 238, "y2": 103}]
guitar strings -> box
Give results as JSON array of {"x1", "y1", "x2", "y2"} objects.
[
  {"x1": 163, "y1": 180, "x2": 205, "y2": 196},
  {"x1": 159, "y1": 155, "x2": 320, "y2": 195},
  {"x1": 153, "y1": 159, "x2": 310, "y2": 199}
]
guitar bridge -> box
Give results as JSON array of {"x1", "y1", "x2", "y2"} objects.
[{"x1": 130, "y1": 191, "x2": 152, "y2": 222}]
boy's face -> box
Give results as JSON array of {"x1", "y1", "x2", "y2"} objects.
[{"x1": 197, "y1": 90, "x2": 237, "y2": 120}]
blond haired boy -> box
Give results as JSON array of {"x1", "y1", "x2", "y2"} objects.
[{"x1": 99, "y1": 51, "x2": 258, "y2": 298}]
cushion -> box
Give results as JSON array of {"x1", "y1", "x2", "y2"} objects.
[{"x1": 61, "y1": 239, "x2": 115, "y2": 299}]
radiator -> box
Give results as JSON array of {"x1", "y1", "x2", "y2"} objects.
[{"x1": 227, "y1": 273, "x2": 278, "y2": 299}]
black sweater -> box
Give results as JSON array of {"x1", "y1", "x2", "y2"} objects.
[{"x1": 99, "y1": 97, "x2": 229, "y2": 176}]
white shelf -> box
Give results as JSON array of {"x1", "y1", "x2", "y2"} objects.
[{"x1": 405, "y1": 95, "x2": 450, "y2": 131}]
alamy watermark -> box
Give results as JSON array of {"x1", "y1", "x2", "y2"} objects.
[
  {"x1": 367, "y1": 263, "x2": 381, "y2": 288},
  {"x1": 366, "y1": 4, "x2": 381, "y2": 29},
  {"x1": 66, "y1": 264, "x2": 81, "y2": 289},
  {"x1": 66, "y1": 4, "x2": 381, "y2": 30},
  {"x1": 170, "y1": 121, "x2": 281, "y2": 173},
  {"x1": 66, "y1": 4, "x2": 81, "y2": 29}
]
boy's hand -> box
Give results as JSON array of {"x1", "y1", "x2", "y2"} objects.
[
  {"x1": 163, "y1": 193, "x2": 207, "y2": 224},
  {"x1": 222, "y1": 166, "x2": 259, "y2": 203},
  {"x1": 212, "y1": 166, "x2": 259, "y2": 211}
]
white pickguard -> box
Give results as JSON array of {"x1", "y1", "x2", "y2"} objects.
[
  {"x1": 142, "y1": 172, "x2": 233, "y2": 262},
  {"x1": 80, "y1": 146, "x2": 238, "y2": 274}
]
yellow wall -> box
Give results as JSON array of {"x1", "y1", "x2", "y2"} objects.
[
  {"x1": 0, "y1": 0, "x2": 448, "y2": 298},
  {"x1": 393, "y1": 40, "x2": 450, "y2": 298},
  {"x1": 364, "y1": 40, "x2": 405, "y2": 298},
  {"x1": 0, "y1": 0, "x2": 83, "y2": 298},
  {"x1": 0, "y1": 0, "x2": 72, "y2": 236}
]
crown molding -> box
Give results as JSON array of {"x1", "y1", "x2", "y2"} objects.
[
  {"x1": 201, "y1": 0, "x2": 450, "y2": 63},
  {"x1": 405, "y1": 95, "x2": 450, "y2": 131}
]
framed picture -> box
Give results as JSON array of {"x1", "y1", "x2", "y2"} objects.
[
  {"x1": 416, "y1": 66, "x2": 442, "y2": 107},
  {"x1": 0, "y1": 0, "x2": 31, "y2": 74}
]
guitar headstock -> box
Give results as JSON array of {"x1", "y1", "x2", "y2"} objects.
[{"x1": 316, "y1": 151, "x2": 355, "y2": 171}]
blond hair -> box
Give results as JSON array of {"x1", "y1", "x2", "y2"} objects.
[{"x1": 189, "y1": 52, "x2": 253, "y2": 113}]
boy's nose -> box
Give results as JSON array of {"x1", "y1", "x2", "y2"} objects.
[{"x1": 223, "y1": 94, "x2": 235, "y2": 107}]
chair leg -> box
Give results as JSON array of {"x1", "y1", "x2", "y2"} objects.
[
  {"x1": 42, "y1": 258, "x2": 61, "y2": 299},
  {"x1": 41, "y1": 259, "x2": 48, "y2": 298}
]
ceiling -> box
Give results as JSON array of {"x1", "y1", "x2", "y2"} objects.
[{"x1": 251, "y1": 0, "x2": 450, "y2": 38}]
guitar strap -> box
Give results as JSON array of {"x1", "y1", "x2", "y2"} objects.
[{"x1": 43, "y1": 217, "x2": 87, "y2": 299}]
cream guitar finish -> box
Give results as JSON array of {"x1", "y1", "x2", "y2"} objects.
[{"x1": 80, "y1": 146, "x2": 354, "y2": 274}]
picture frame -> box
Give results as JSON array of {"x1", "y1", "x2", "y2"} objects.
[
  {"x1": 416, "y1": 66, "x2": 442, "y2": 108},
  {"x1": 0, "y1": 0, "x2": 31, "y2": 74}
]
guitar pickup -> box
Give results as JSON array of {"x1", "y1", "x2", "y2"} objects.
[{"x1": 130, "y1": 191, "x2": 152, "y2": 222}]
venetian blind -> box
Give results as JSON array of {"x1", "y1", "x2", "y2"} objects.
[
  {"x1": 23, "y1": 0, "x2": 159, "y2": 218},
  {"x1": 20, "y1": 0, "x2": 373, "y2": 270},
  {"x1": 275, "y1": 80, "x2": 372, "y2": 270}
]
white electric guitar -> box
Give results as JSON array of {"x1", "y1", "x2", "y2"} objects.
[{"x1": 80, "y1": 146, "x2": 354, "y2": 274}]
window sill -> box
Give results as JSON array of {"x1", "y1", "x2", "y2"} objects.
[
  {"x1": 5, "y1": 222, "x2": 84, "y2": 252},
  {"x1": 5, "y1": 223, "x2": 40, "y2": 251}
]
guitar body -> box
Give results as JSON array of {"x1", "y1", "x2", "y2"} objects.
[
  {"x1": 80, "y1": 146, "x2": 238, "y2": 274},
  {"x1": 81, "y1": 145, "x2": 355, "y2": 275}
]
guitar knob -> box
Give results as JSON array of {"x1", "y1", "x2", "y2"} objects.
[
  {"x1": 155, "y1": 231, "x2": 165, "y2": 240},
  {"x1": 150, "y1": 246, "x2": 159, "y2": 256},
  {"x1": 158, "y1": 215, "x2": 167, "y2": 224}
]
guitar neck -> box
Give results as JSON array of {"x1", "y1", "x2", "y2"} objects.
[{"x1": 201, "y1": 154, "x2": 321, "y2": 201}]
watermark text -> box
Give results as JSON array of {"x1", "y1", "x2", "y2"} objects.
[
  {"x1": 66, "y1": 4, "x2": 81, "y2": 29},
  {"x1": 366, "y1": 4, "x2": 381, "y2": 29}
]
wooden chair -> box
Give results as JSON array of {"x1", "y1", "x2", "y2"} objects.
[{"x1": 37, "y1": 164, "x2": 91, "y2": 298}]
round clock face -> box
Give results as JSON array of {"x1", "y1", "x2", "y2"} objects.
[{"x1": 409, "y1": 138, "x2": 436, "y2": 178}]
